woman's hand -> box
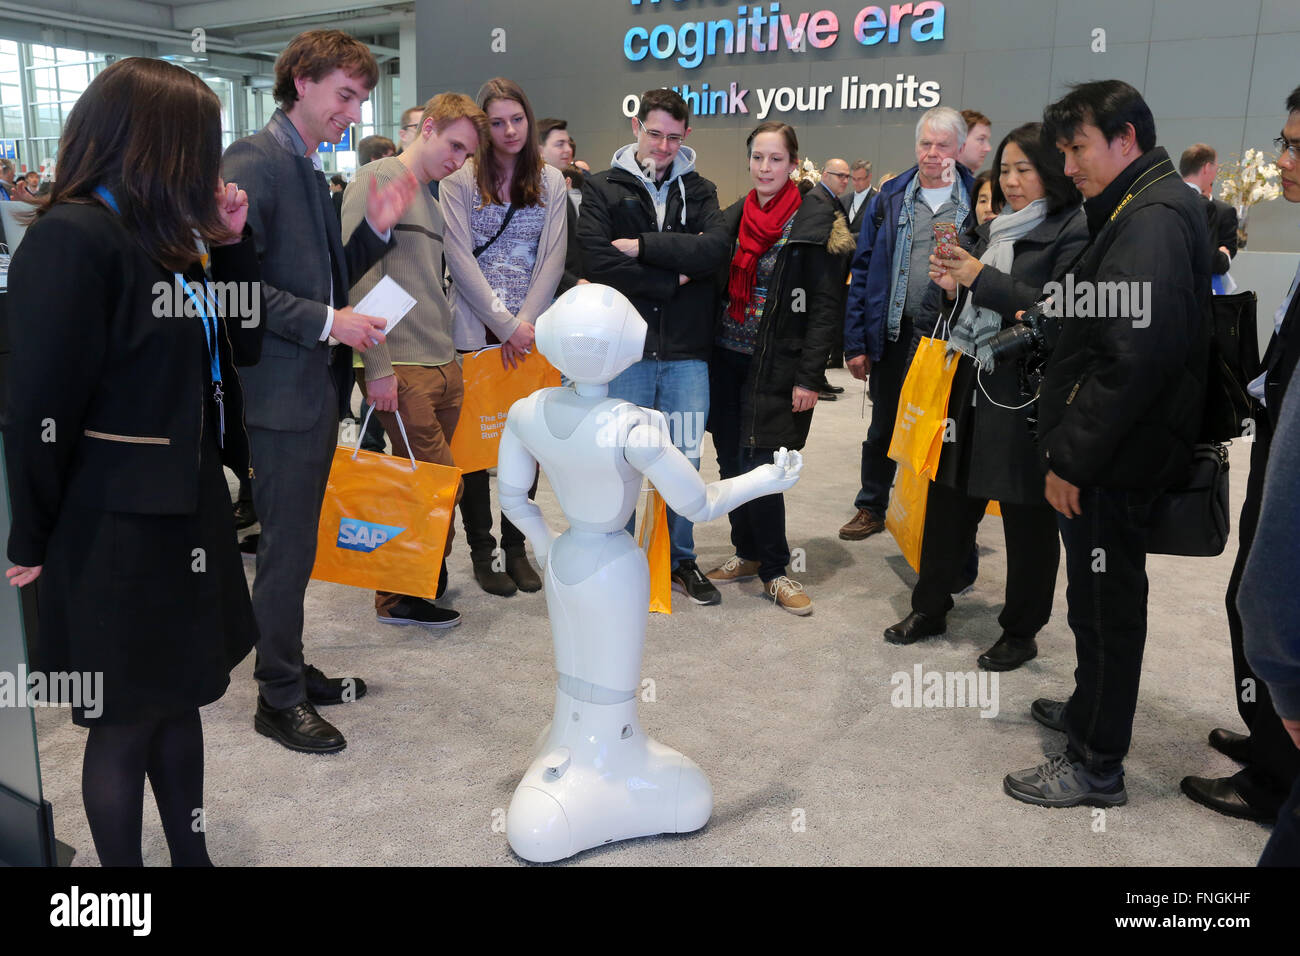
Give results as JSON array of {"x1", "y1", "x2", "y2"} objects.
[
  {"x1": 6, "y1": 565, "x2": 41, "y2": 587},
  {"x1": 501, "y1": 320, "x2": 536, "y2": 369},
  {"x1": 931, "y1": 244, "x2": 983, "y2": 288},
  {"x1": 215, "y1": 181, "x2": 249, "y2": 244},
  {"x1": 792, "y1": 385, "x2": 818, "y2": 413},
  {"x1": 927, "y1": 254, "x2": 958, "y2": 294}
]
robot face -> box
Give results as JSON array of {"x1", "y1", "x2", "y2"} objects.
[{"x1": 536, "y1": 284, "x2": 647, "y2": 385}]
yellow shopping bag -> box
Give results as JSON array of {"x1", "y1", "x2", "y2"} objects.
[
  {"x1": 885, "y1": 464, "x2": 930, "y2": 573},
  {"x1": 450, "y1": 347, "x2": 562, "y2": 474},
  {"x1": 311, "y1": 411, "x2": 462, "y2": 600},
  {"x1": 637, "y1": 485, "x2": 672, "y2": 615},
  {"x1": 888, "y1": 336, "x2": 960, "y2": 479}
]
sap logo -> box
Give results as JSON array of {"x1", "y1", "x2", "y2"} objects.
[{"x1": 337, "y1": 518, "x2": 405, "y2": 553}]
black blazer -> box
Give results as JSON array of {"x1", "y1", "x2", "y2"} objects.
[
  {"x1": 842, "y1": 186, "x2": 877, "y2": 236},
  {"x1": 3, "y1": 200, "x2": 264, "y2": 566},
  {"x1": 221, "y1": 109, "x2": 392, "y2": 431},
  {"x1": 1261, "y1": 285, "x2": 1300, "y2": 431},
  {"x1": 1205, "y1": 197, "x2": 1238, "y2": 275}
]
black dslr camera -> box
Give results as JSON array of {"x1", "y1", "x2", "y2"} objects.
[{"x1": 984, "y1": 296, "x2": 1062, "y2": 437}]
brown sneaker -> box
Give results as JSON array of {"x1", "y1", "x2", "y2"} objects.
[
  {"x1": 839, "y1": 508, "x2": 885, "y2": 540},
  {"x1": 767, "y1": 576, "x2": 813, "y2": 616},
  {"x1": 707, "y1": 555, "x2": 760, "y2": 583}
]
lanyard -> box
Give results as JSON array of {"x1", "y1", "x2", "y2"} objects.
[{"x1": 94, "y1": 185, "x2": 226, "y2": 446}]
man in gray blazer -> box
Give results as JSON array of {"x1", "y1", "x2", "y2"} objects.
[{"x1": 222, "y1": 29, "x2": 416, "y2": 754}]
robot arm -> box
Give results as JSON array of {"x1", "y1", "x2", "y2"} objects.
[
  {"x1": 498, "y1": 419, "x2": 559, "y2": 569},
  {"x1": 624, "y1": 417, "x2": 803, "y2": 524}
]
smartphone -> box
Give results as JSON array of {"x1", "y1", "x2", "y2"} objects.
[{"x1": 933, "y1": 221, "x2": 959, "y2": 259}]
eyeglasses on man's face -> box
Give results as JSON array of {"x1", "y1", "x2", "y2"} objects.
[
  {"x1": 1274, "y1": 136, "x2": 1300, "y2": 162},
  {"x1": 401, "y1": 122, "x2": 421, "y2": 133},
  {"x1": 637, "y1": 122, "x2": 684, "y2": 146},
  {"x1": 824, "y1": 171, "x2": 851, "y2": 180}
]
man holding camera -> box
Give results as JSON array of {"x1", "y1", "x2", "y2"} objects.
[{"x1": 1003, "y1": 81, "x2": 1211, "y2": 807}]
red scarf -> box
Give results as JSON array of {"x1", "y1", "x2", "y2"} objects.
[{"x1": 727, "y1": 178, "x2": 802, "y2": 323}]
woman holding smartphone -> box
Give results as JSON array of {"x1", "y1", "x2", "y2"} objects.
[
  {"x1": 883, "y1": 123, "x2": 1087, "y2": 670},
  {"x1": 4, "y1": 58, "x2": 263, "y2": 865},
  {"x1": 441, "y1": 77, "x2": 567, "y2": 597}
]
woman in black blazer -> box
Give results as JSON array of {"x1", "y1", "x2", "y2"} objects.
[
  {"x1": 883, "y1": 123, "x2": 1088, "y2": 671},
  {"x1": 4, "y1": 58, "x2": 264, "y2": 866}
]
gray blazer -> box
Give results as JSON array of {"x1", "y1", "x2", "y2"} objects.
[{"x1": 221, "y1": 109, "x2": 392, "y2": 431}]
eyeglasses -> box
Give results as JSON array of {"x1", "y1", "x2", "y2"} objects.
[
  {"x1": 823, "y1": 171, "x2": 851, "y2": 180},
  {"x1": 638, "y1": 122, "x2": 684, "y2": 146},
  {"x1": 401, "y1": 123, "x2": 420, "y2": 132},
  {"x1": 1274, "y1": 136, "x2": 1300, "y2": 161}
]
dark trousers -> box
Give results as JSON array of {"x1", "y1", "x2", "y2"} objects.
[
  {"x1": 709, "y1": 346, "x2": 790, "y2": 583},
  {"x1": 1058, "y1": 486, "x2": 1160, "y2": 777},
  {"x1": 1260, "y1": 772, "x2": 1300, "y2": 866},
  {"x1": 912, "y1": 480, "x2": 1059, "y2": 640},
  {"x1": 248, "y1": 382, "x2": 338, "y2": 709},
  {"x1": 1226, "y1": 419, "x2": 1300, "y2": 802},
  {"x1": 459, "y1": 468, "x2": 538, "y2": 560},
  {"x1": 855, "y1": 314, "x2": 914, "y2": 517}
]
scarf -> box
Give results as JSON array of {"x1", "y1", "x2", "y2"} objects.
[
  {"x1": 727, "y1": 178, "x2": 802, "y2": 323},
  {"x1": 947, "y1": 198, "x2": 1048, "y2": 368}
]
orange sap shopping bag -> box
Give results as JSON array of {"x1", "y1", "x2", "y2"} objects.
[
  {"x1": 637, "y1": 485, "x2": 672, "y2": 615},
  {"x1": 312, "y1": 410, "x2": 462, "y2": 600},
  {"x1": 888, "y1": 335, "x2": 960, "y2": 480},
  {"x1": 450, "y1": 347, "x2": 562, "y2": 474},
  {"x1": 885, "y1": 463, "x2": 929, "y2": 573}
]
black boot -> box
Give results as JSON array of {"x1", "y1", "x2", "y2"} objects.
[
  {"x1": 472, "y1": 553, "x2": 517, "y2": 597},
  {"x1": 505, "y1": 550, "x2": 542, "y2": 592}
]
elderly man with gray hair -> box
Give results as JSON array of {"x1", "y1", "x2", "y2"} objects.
[{"x1": 839, "y1": 107, "x2": 975, "y2": 572}]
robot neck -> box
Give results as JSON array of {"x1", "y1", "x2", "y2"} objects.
[{"x1": 574, "y1": 382, "x2": 609, "y2": 399}]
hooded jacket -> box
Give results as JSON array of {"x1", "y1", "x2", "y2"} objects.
[
  {"x1": 713, "y1": 191, "x2": 856, "y2": 450},
  {"x1": 1036, "y1": 147, "x2": 1212, "y2": 491},
  {"x1": 577, "y1": 144, "x2": 730, "y2": 361}
]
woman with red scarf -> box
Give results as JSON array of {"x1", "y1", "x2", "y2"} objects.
[{"x1": 705, "y1": 121, "x2": 854, "y2": 615}]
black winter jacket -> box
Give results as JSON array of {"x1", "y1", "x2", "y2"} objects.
[
  {"x1": 713, "y1": 192, "x2": 856, "y2": 450},
  {"x1": 577, "y1": 164, "x2": 730, "y2": 360},
  {"x1": 1036, "y1": 148, "x2": 1212, "y2": 491}
]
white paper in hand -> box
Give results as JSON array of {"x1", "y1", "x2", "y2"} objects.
[{"x1": 353, "y1": 275, "x2": 416, "y2": 334}]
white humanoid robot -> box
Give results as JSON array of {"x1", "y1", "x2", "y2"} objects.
[{"x1": 497, "y1": 283, "x2": 803, "y2": 863}]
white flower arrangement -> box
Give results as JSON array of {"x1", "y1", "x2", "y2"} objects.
[
  {"x1": 1218, "y1": 148, "x2": 1283, "y2": 209},
  {"x1": 790, "y1": 157, "x2": 821, "y2": 186}
]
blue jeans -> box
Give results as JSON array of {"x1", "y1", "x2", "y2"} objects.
[{"x1": 609, "y1": 358, "x2": 709, "y2": 568}]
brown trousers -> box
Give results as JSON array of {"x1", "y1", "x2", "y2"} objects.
[{"x1": 356, "y1": 362, "x2": 464, "y2": 611}]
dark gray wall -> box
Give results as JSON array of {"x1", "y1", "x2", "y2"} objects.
[{"x1": 417, "y1": 0, "x2": 1300, "y2": 252}]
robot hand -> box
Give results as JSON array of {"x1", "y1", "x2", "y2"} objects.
[{"x1": 746, "y1": 447, "x2": 803, "y2": 496}]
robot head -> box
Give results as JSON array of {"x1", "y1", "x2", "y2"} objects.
[{"x1": 535, "y1": 284, "x2": 647, "y2": 385}]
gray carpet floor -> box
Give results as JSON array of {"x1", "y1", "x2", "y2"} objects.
[{"x1": 32, "y1": 367, "x2": 1271, "y2": 866}]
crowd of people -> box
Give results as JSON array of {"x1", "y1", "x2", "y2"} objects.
[{"x1": 3, "y1": 26, "x2": 1299, "y2": 867}]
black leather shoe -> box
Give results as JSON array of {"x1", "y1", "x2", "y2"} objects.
[
  {"x1": 506, "y1": 551, "x2": 543, "y2": 593},
  {"x1": 254, "y1": 697, "x2": 346, "y2": 754},
  {"x1": 817, "y1": 389, "x2": 839, "y2": 402},
  {"x1": 1209, "y1": 728, "x2": 1252, "y2": 764},
  {"x1": 822, "y1": 382, "x2": 845, "y2": 394},
  {"x1": 473, "y1": 557, "x2": 517, "y2": 597},
  {"x1": 884, "y1": 611, "x2": 946, "y2": 645},
  {"x1": 233, "y1": 498, "x2": 258, "y2": 530},
  {"x1": 1180, "y1": 774, "x2": 1279, "y2": 823},
  {"x1": 304, "y1": 664, "x2": 367, "y2": 705},
  {"x1": 1031, "y1": 697, "x2": 1067, "y2": 732},
  {"x1": 978, "y1": 634, "x2": 1038, "y2": 671}
]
